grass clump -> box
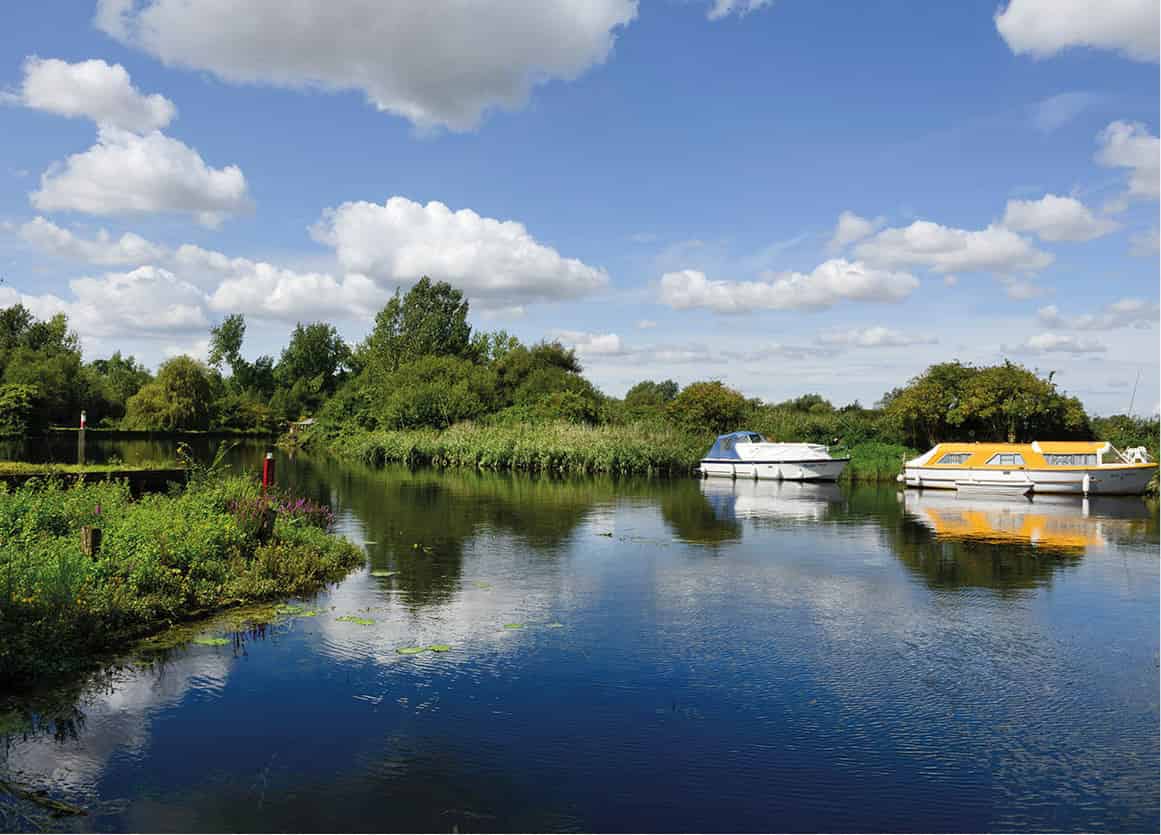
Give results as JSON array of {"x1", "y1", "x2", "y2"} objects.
[{"x1": 0, "y1": 475, "x2": 363, "y2": 689}]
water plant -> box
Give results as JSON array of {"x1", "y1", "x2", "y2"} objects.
[
  {"x1": 192, "y1": 637, "x2": 230, "y2": 646},
  {"x1": 395, "y1": 646, "x2": 426, "y2": 655},
  {"x1": 336, "y1": 615, "x2": 375, "y2": 625},
  {"x1": 427, "y1": 644, "x2": 452, "y2": 652}
]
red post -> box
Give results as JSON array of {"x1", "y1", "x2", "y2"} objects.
[{"x1": 262, "y1": 451, "x2": 275, "y2": 491}]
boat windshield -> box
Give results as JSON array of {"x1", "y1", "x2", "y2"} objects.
[{"x1": 747, "y1": 433, "x2": 764, "y2": 443}]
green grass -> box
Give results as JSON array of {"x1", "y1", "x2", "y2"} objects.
[
  {"x1": 310, "y1": 421, "x2": 910, "y2": 482},
  {"x1": 0, "y1": 475, "x2": 363, "y2": 689},
  {"x1": 0, "y1": 461, "x2": 182, "y2": 476}
]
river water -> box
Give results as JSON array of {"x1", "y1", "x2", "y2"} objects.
[{"x1": 1, "y1": 438, "x2": 1158, "y2": 832}]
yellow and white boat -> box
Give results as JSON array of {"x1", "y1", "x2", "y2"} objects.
[{"x1": 900, "y1": 441, "x2": 1156, "y2": 496}]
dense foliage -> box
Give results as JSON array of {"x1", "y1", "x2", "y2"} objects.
[
  {"x1": 1, "y1": 278, "x2": 1154, "y2": 480},
  {"x1": 0, "y1": 474, "x2": 362, "y2": 687}
]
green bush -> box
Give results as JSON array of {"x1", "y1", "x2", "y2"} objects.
[{"x1": 0, "y1": 476, "x2": 362, "y2": 688}]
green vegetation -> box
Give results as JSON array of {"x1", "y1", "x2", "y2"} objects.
[
  {"x1": 0, "y1": 474, "x2": 362, "y2": 689},
  {"x1": 3, "y1": 278, "x2": 1154, "y2": 486},
  {"x1": 0, "y1": 461, "x2": 178, "y2": 476}
]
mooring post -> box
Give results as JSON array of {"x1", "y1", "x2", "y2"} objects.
[
  {"x1": 262, "y1": 451, "x2": 275, "y2": 492},
  {"x1": 77, "y1": 410, "x2": 87, "y2": 465},
  {"x1": 81, "y1": 525, "x2": 102, "y2": 558}
]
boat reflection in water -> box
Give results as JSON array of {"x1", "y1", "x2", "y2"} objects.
[
  {"x1": 699, "y1": 477, "x2": 843, "y2": 523},
  {"x1": 903, "y1": 489, "x2": 1152, "y2": 554}
]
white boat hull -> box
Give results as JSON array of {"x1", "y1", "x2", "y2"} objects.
[
  {"x1": 699, "y1": 458, "x2": 848, "y2": 482},
  {"x1": 901, "y1": 465, "x2": 1156, "y2": 496}
]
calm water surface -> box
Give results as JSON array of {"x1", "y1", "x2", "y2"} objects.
[{"x1": 1, "y1": 438, "x2": 1158, "y2": 832}]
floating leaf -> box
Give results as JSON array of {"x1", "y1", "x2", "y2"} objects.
[
  {"x1": 396, "y1": 646, "x2": 426, "y2": 655},
  {"x1": 546, "y1": 622, "x2": 564, "y2": 629},
  {"x1": 427, "y1": 644, "x2": 452, "y2": 652},
  {"x1": 472, "y1": 581, "x2": 492, "y2": 590},
  {"x1": 503, "y1": 623, "x2": 524, "y2": 630},
  {"x1": 276, "y1": 604, "x2": 304, "y2": 615},
  {"x1": 302, "y1": 610, "x2": 319, "y2": 617},
  {"x1": 370, "y1": 569, "x2": 398, "y2": 577},
  {"x1": 193, "y1": 637, "x2": 230, "y2": 646},
  {"x1": 337, "y1": 615, "x2": 375, "y2": 625}
]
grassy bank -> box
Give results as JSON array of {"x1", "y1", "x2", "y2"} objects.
[
  {"x1": 0, "y1": 461, "x2": 179, "y2": 476},
  {"x1": 305, "y1": 422, "x2": 913, "y2": 482},
  {"x1": 0, "y1": 475, "x2": 363, "y2": 689}
]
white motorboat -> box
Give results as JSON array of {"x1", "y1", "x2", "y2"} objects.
[{"x1": 697, "y1": 431, "x2": 849, "y2": 482}]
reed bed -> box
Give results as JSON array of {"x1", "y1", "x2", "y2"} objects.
[{"x1": 319, "y1": 422, "x2": 909, "y2": 482}]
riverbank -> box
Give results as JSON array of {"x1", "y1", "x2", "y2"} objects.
[
  {"x1": 0, "y1": 474, "x2": 363, "y2": 689},
  {"x1": 295, "y1": 421, "x2": 913, "y2": 481}
]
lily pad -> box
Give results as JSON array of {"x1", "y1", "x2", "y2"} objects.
[
  {"x1": 503, "y1": 623, "x2": 524, "y2": 630},
  {"x1": 427, "y1": 644, "x2": 452, "y2": 652},
  {"x1": 472, "y1": 581, "x2": 493, "y2": 590},
  {"x1": 370, "y1": 569, "x2": 398, "y2": 577},
  {"x1": 302, "y1": 610, "x2": 319, "y2": 617},
  {"x1": 275, "y1": 604, "x2": 304, "y2": 615},
  {"x1": 396, "y1": 646, "x2": 427, "y2": 655},
  {"x1": 336, "y1": 615, "x2": 375, "y2": 626},
  {"x1": 193, "y1": 637, "x2": 230, "y2": 646}
]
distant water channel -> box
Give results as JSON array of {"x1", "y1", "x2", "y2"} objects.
[{"x1": 1, "y1": 437, "x2": 1158, "y2": 832}]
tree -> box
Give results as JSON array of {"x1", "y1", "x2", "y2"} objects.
[
  {"x1": 123, "y1": 356, "x2": 215, "y2": 430},
  {"x1": 208, "y1": 314, "x2": 246, "y2": 371},
  {"x1": 0, "y1": 305, "x2": 88, "y2": 429},
  {"x1": 275, "y1": 322, "x2": 350, "y2": 408},
  {"x1": 88, "y1": 352, "x2": 152, "y2": 422},
  {"x1": 954, "y1": 361, "x2": 1089, "y2": 442},
  {"x1": 668, "y1": 381, "x2": 748, "y2": 434},
  {"x1": 375, "y1": 356, "x2": 498, "y2": 429},
  {"x1": 883, "y1": 361, "x2": 978, "y2": 447},
  {"x1": 362, "y1": 278, "x2": 472, "y2": 375}
]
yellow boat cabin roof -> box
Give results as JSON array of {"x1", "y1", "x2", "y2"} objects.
[{"x1": 913, "y1": 440, "x2": 1154, "y2": 470}]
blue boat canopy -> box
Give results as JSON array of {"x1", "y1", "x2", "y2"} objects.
[{"x1": 704, "y1": 431, "x2": 765, "y2": 460}]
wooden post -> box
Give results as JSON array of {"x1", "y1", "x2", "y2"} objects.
[
  {"x1": 81, "y1": 526, "x2": 102, "y2": 558},
  {"x1": 262, "y1": 452, "x2": 275, "y2": 491}
]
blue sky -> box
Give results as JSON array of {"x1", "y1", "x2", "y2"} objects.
[{"x1": 1, "y1": 0, "x2": 1158, "y2": 414}]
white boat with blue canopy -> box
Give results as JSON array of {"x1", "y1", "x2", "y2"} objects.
[{"x1": 697, "y1": 431, "x2": 849, "y2": 482}]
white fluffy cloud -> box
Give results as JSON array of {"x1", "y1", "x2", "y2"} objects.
[
  {"x1": 95, "y1": 0, "x2": 637, "y2": 132},
  {"x1": 827, "y1": 210, "x2": 885, "y2": 252},
  {"x1": 854, "y1": 220, "x2": 1053, "y2": 274},
  {"x1": 12, "y1": 56, "x2": 175, "y2": 132},
  {"x1": 31, "y1": 127, "x2": 251, "y2": 227},
  {"x1": 57, "y1": 266, "x2": 210, "y2": 339},
  {"x1": 995, "y1": 0, "x2": 1159, "y2": 62},
  {"x1": 18, "y1": 216, "x2": 166, "y2": 265},
  {"x1": 1006, "y1": 332, "x2": 1108, "y2": 354},
  {"x1": 707, "y1": 0, "x2": 774, "y2": 20},
  {"x1": 312, "y1": 197, "x2": 608, "y2": 303},
  {"x1": 175, "y1": 244, "x2": 386, "y2": 319},
  {"x1": 1002, "y1": 194, "x2": 1118, "y2": 242},
  {"x1": 550, "y1": 330, "x2": 625, "y2": 356},
  {"x1": 814, "y1": 326, "x2": 936, "y2": 348},
  {"x1": 1037, "y1": 298, "x2": 1159, "y2": 330},
  {"x1": 1095, "y1": 121, "x2": 1160, "y2": 209},
  {"x1": 658, "y1": 259, "x2": 918, "y2": 313}
]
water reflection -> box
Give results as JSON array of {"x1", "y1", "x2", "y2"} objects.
[
  {"x1": 700, "y1": 478, "x2": 844, "y2": 523},
  {"x1": 885, "y1": 490, "x2": 1156, "y2": 593},
  {"x1": 904, "y1": 490, "x2": 1154, "y2": 552},
  {"x1": 0, "y1": 443, "x2": 1156, "y2": 833}
]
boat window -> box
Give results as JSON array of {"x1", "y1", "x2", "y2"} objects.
[
  {"x1": 985, "y1": 453, "x2": 1025, "y2": 467},
  {"x1": 936, "y1": 453, "x2": 971, "y2": 465},
  {"x1": 1045, "y1": 453, "x2": 1098, "y2": 466},
  {"x1": 720, "y1": 437, "x2": 734, "y2": 452},
  {"x1": 747, "y1": 433, "x2": 764, "y2": 443}
]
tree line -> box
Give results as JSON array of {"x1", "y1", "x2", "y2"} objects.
[{"x1": 0, "y1": 278, "x2": 1154, "y2": 457}]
